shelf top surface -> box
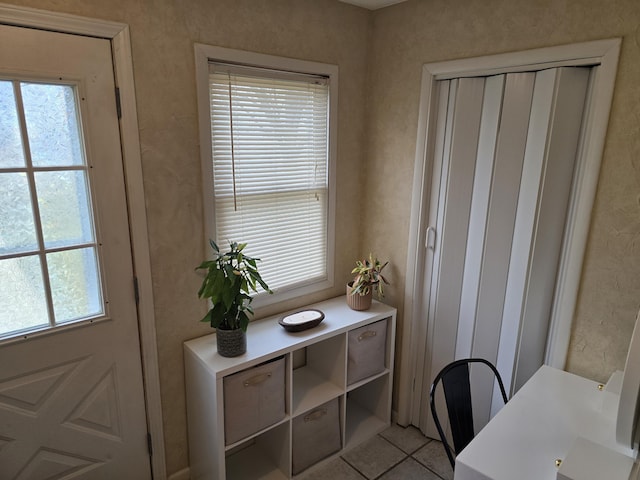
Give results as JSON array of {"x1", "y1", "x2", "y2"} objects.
[{"x1": 184, "y1": 295, "x2": 396, "y2": 377}]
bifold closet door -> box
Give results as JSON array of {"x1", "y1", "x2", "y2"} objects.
[{"x1": 422, "y1": 67, "x2": 590, "y2": 438}]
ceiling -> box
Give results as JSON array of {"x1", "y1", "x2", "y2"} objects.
[{"x1": 338, "y1": 0, "x2": 408, "y2": 10}]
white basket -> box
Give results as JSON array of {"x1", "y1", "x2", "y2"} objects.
[
  {"x1": 292, "y1": 398, "x2": 341, "y2": 474},
  {"x1": 223, "y1": 356, "x2": 286, "y2": 445},
  {"x1": 347, "y1": 319, "x2": 387, "y2": 385}
]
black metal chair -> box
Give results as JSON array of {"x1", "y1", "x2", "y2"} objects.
[{"x1": 429, "y1": 358, "x2": 509, "y2": 469}]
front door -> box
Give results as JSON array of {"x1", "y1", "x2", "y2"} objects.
[{"x1": 0, "y1": 25, "x2": 151, "y2": 479}]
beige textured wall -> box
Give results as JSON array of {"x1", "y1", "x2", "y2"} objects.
[
  {"x1": 4, "y1": 0, "x2": 370, "y2": 474},
  {"x1": 364, "y1": 0, "x2": 640, "y2": 391},
  {"x1": 6, "y1": 0, "x2": 640, "y2": 475}
]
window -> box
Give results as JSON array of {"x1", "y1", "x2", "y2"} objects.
[
  {"x1": 196, "y1": 46, "x2": 337, "y2": 305},
  {"x1": 0, "y1": 79, "x2": 103, "y2": 340}
]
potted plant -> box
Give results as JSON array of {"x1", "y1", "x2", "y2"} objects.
[
  {"x1": 346, "y1": 253, "x2": 389, "y2": 311},
  {"x1": 196, "y1": 240, "x2": 271, "y2": 357}
]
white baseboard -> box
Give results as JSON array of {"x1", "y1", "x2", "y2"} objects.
[{"x1": 168, "y1": 467, "x2": 190, "y2": 480}]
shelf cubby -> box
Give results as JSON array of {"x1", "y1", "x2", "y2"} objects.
[
  {"x1": 225, "y1": 422, "x2": 291, "y2": 479},
  {"x1": 184, "y1": 296, "x2": 396, "y2": 479},
  {"x1": 345, "y1": 374, "x2": 391, "y2": 449},
  {"x1": 292, "y1": 334, "x2": 345, "y2": 416}
]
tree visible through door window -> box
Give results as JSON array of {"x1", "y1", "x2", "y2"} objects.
[{"x1": 0, "y1": 79, "x2": 102, "y2": 340}]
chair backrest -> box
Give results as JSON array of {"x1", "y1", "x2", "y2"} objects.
[{"x1": 429, "y1": 358, "x2": 508, "y2": 469}]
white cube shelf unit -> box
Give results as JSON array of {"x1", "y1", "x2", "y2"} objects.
[{"x1": 184, "y1": 296, "x2": 397, "y2": 479}]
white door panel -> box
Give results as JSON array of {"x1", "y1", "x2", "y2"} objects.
[
  {"x1": 468, "y1": 72, "x2": 536, "y2": 430},
  {"x1": 420, "y1": 67, "x2": 590, "y2": 438},
  {"x1": 456, "y1": 74, "x2": 505, "y2": 361},
  {"x1": 510, "y1": 67, "x2": 590, "y2": 392},
  {"x1": 0, "y1": 25, "x2": 150, "y2": 479},
  {"x1": 429, "y1": 76, "x2": 485, "y2": 378}
]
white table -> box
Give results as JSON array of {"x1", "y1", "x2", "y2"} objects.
[{"x1": 455, "y1": 366, "x2": 636, "y2": 480}]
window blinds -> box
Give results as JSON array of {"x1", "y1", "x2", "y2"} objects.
[{"x1": 208, "y1": 65, "x2": 330, "y2": 293}]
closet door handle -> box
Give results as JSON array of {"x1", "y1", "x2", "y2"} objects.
[{"x1": 426, "y1": 226, "x2": 436, "y2": 250}]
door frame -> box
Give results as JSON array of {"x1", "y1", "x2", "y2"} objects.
[
  {"x1": 0, "y1": 3, "x2": 166, "y2": 478},
  {"x1": 397, "y1": 38, "x2": 621, "y2": 427}
]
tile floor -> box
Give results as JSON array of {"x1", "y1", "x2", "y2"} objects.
[{"x1": 298, "y1": 424, "x2": 454, "y2": 480}]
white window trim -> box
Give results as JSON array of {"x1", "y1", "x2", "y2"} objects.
[{"x1": 194, "y1": 44, "x2": 338, "y2": 307}]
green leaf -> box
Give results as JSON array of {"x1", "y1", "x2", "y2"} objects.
[
  {"x1": 238, "y1": 311, "x2": 250, "y2": 331},
  {"x1": 209, "y1": 270, "x2": 226, "y2": 304},
  {"x1": 196, "y1": 260, "x2": 215, "y2": 270},
  {"x1": 199, "y1": 310, "x2": 212, "y2": 324},
  {"x1": 197, "y1": 279, "x2": 207, "y2": 299},
  {"x1": 221, "y1": 288, "x2": 233, "y2": 310},
  {"x1": 223, "y1": 264, "x2": 235, "y2": 279},
  {"x1": 210, "y1": 303, "x2": 227, "y2": 328},
  {"x1": 255, "y1": 275, "x2": 271, "y2": 293},
  {"x1": 244, "y1": 275, "x2": 256, "y2": 292}
]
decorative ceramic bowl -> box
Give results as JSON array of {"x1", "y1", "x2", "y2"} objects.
[{"x1": 278, "y1": 309, "x2": 325, "y2": 332}]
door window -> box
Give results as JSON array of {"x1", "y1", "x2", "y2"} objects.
[{"x1": 0, "y1": 79, "x2": 102, "y2": 340}]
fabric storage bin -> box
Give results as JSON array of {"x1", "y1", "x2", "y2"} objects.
[
  {"x1": 223, "y1": 356, "x2": 286, "y2": 445},
  {"x1": 292, "y1": 398, "x2": 341, "y2": 474},
  {"x1": 347, "y1": 319, "x2": 388, "y2": 385}
]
